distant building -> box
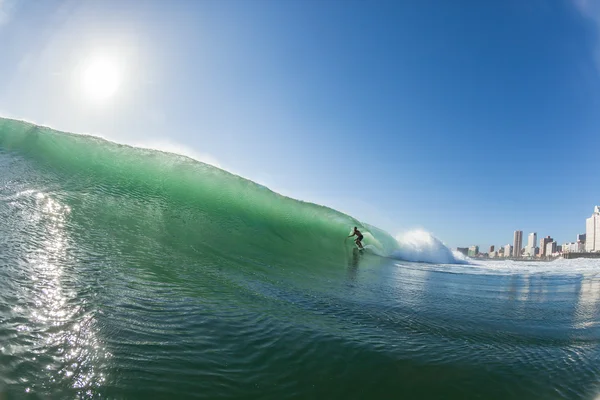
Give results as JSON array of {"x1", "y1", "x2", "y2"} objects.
[
  {"x1": 539, "y1": 236, "x2": 553, "y2": 257},
  {"x1": 504, "y1": 244, "x2": 512, "y2": 258},
  {"x1": 546, "y1": 241, "x2": 557, "y2": 257},
  {"x1": 513, "y1": 231, "x2": 523, "y2": 258},
  {"x1": 586, "y1": 206, "x2": 600, "y2": 252},
  {"x1": 563, "y1": 242, "x2": 584, "y2": 253},
  {"x1": 527, "y1": 232, "x2": 537, "y2": 256},
  {"x1": 468, "y1": 245, "x2": 479, "y2": 257},
  {"x1": 456, "y1": 247, "x2": 469, "y2": 257},
  {"x1": 573, "y1": 234, "x2": 586, "y2": 253},
  {"x1": 489, "y1": 245, "x2": 495, "y2": 253}
]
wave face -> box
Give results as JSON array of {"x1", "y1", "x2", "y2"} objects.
[
  {"x1": 0, "y1": 118, "x2": 400, "y2": 267},
  {"x1": 0, "y1": 118, "x2": 466, "y2": 267}
]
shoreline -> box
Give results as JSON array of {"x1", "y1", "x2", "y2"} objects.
[
  {"x1": 471, "y1": 257, "x2": 557, "y2": 262},
  {"x1": 469, "y1": 253, "x2": 600, "y2": 262}
]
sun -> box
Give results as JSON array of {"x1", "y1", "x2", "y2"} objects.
[{"x1": 81, "y1": 57, "x2": 121, "y2": 101}]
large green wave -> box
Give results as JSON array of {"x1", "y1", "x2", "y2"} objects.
[{"x1": 0, "y1": 118, "x2": 398, "y2": 269}]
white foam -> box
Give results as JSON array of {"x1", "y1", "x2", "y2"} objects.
[
  {"x1": 392, "y1": 230, "x2": 463, "y2": 264},
  {"x1": 396, "y1": 257, "x2": 600, "y2": 277},
  {"x1": 460, "y1": 257, "x2": 600, "y2": 276},
  {"x1": 387, "y1": 229, "x2": 600, "y2": 276}
]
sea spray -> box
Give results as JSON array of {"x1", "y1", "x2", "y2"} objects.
[{"x1": 393, "y1": 229, "x2": 462, "y2": 264}]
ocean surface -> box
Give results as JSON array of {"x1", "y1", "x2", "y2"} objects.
[{"x1": 1, "y1": 118, "x2": 600, "y2": 399}]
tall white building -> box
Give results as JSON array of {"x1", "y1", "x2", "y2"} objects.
[
  {"x1": 563, "y1": 242, "x2": 584, "y2": 253},
  {"x1": 539, "y1": 236, "x2": 553, "y2": 257},
  {"x1": 504, "y1": 244, "x2": 512, "y2": 258},
  {"x1": 546, "y1": 241, "x2": 557, "y2": 256},
  {"x1": 513, "y1": 230, "x2": 523, "y2": 258},
  {"x1": 586, "y1": 206, "x2": 600, "y2": 252},
  {"x1": 527, "y1": 232, "x2": 537, "y2": 256}
]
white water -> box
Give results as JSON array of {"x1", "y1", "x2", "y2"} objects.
[
  {"x1": 461, "y1": 257, "x2": 600, "y2": 276},
  {"x1": 389, "y1": 229, "x2": 600, "y2": 276},
  {"x1": 393, "y1": 229, "x2": 465, "y2": 264},
  {"x1": 397, "y1": 255, "x2": 600, "y2": 277}
]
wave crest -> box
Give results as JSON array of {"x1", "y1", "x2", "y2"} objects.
[{"x1": 392, "y1": 230, "x2": 465, "y2": 264}]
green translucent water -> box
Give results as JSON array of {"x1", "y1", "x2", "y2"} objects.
[{"x1": 1, "y1": 118, "x2": 600, "y2": 399}]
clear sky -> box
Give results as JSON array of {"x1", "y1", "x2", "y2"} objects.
[{"x1": 1, "y1": 0, "x2": 600, "y2": 249}]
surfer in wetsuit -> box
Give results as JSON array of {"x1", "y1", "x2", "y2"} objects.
[{"x1": 348, "y1": 227, "x2": 364, "y2": 249}]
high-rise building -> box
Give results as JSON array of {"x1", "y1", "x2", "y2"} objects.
[
  {"x1": 504, "y1": 244, "x2": 512, "y2": 258},
  {"x1": 571, "y1": 234, "x2": 587, "y2": 253},
  {"x1": 539, "y1": 236, "x2": 553, "y2": 257},
  {"x1": 468, "y1": 245, "x2": 479, "y2": 257},
  {"x1": 456, "y1": 247, "x2": 469, "y2": 257},
  {"x1": 586, "y1": 206, "x2": 600, "y2": 252},
  {"x1": 546, "y1": 241, "x2": 557, "y2": 256},
  {"x1": 489, "y1": 245, "x2": 495, "y2": 253},
  {"x1": 586, "y1": 217, "x2": 595, "y2": 251},
  {"x1": 527, "y1": 232, "x2": 537, "y2": 256},
  {"x1": 513, "y1": 230, "x2": 523, "y2": 258}
]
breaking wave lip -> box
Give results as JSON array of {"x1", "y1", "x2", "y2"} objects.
[{"x1": 390, "y1": 230, "x2": 468, "y2": 265}]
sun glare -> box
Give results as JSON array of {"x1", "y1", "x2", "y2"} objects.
[{"x1": 82, "y1": 57, "x2": 120, "y2": 101}]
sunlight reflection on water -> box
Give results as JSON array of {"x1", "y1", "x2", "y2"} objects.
[{"x1": 18, "y1": 191, "x2": 108, "y2": 396}]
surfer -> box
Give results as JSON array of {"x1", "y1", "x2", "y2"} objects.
[{"x1": 348, "y1": 227, "x2": 364, "y2": 249}]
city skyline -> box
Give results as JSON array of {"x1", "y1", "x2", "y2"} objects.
[{"x1": 460, "y1": 204, "x2": 599, "y2": 257}]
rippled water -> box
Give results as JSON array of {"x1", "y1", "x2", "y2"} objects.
[
  {"x1": 2, "y1": 120, "x2": 600, "y2": 399},
  {"x1": 3, "y1": 230, "x2": 600, "y2": 399}
]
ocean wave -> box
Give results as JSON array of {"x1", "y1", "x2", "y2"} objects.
[{"x1": 0, "y1": 117, "x2": 463, "y2": 267}]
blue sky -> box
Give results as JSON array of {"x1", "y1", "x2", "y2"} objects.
[{"x1": 1, "y1": 0, "x2": 600, "y2": 249}]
